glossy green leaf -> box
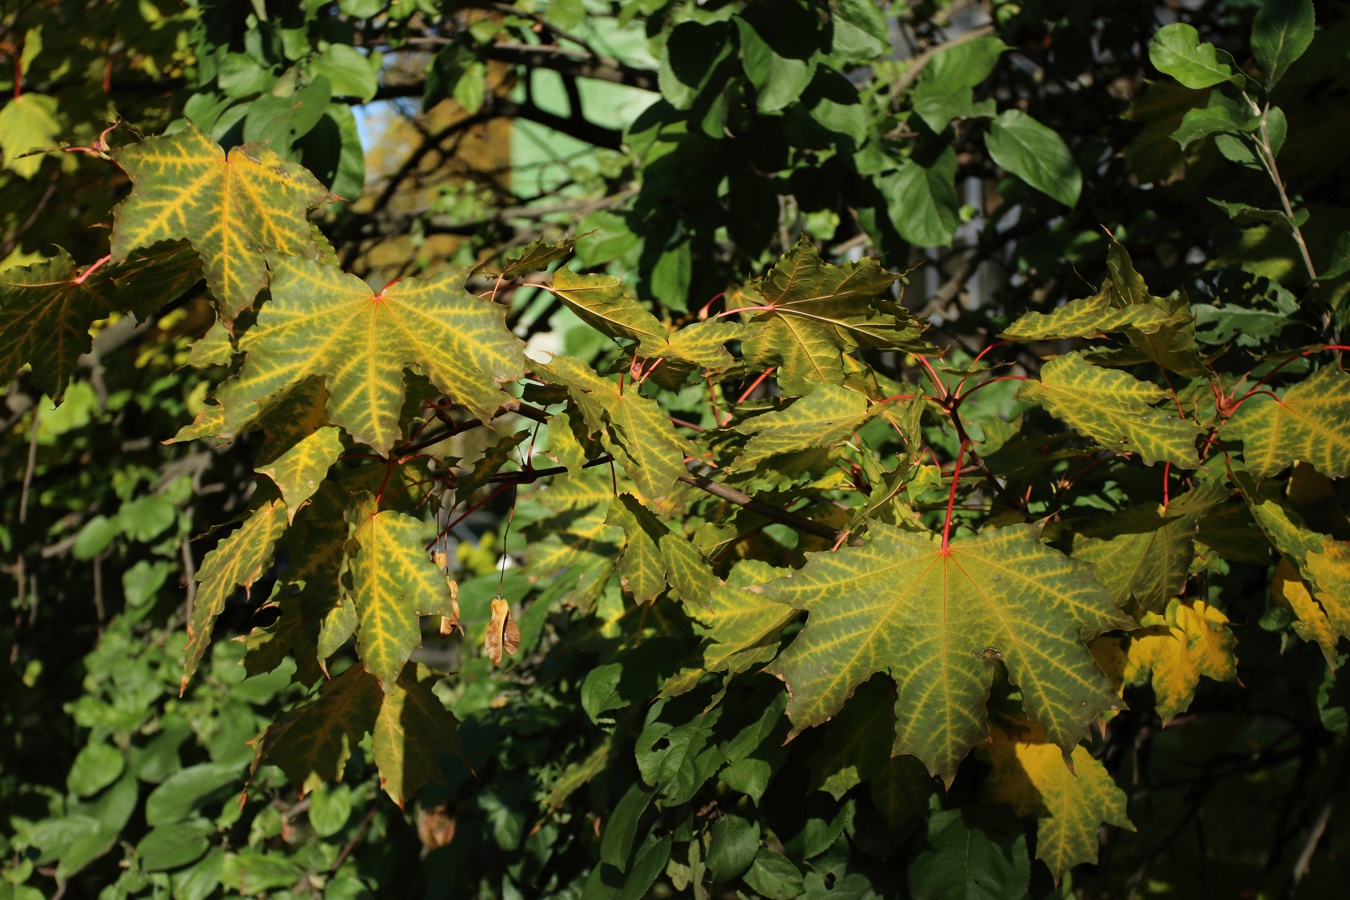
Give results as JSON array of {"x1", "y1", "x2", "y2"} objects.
[
  {"x1": 767, "y1": 522, "x2": 1131, "y2": 784},
  {"x1": 883, "y1": 148, "x2": 961, "y2": 246},
  {"x1": 1252, "y1": 0, "x2": 1315, "y2": 89},
  {"x1": 1149, "y1": 23, "x2": 1239, "y2": 89},
  {"x1": 1017, "y1": 352, "x2": 1200, "y2": 468},
  {"x1": 986, "y1": 110, "x2": 1081, "y2": 208}
]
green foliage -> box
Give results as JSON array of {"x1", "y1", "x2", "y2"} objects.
[{"x1": 4, "y1": 1, "x2": 1350, "y2": 898}]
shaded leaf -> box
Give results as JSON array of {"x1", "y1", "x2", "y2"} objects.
[
  {"x1": 182, "y1": 499, "x2": 288, "y2": 694},
  {"x1": 884, "y1": 148, "x2": 961, "y2": 247},
  {"x1": 767, "y1": 523, "x2": 1131, "y2": 784},
  {"x1": 372, "y1": 663, "x2": 462, "y2": 807},
  {"x1": 111, "y1": 122, "x2": 330, "y2": 322},
  {"x1": 1252, "y1": 0, "x2": 1315, "y2": 89},
  {"x1": 250, "y1": 664, "x2": 382, "y2": 796},
  {"x1": 985, "y1": 110, "x2": 1081, "y2": 208}
]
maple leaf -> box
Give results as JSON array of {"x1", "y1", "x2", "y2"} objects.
[
  {"x1": 111, "y1": 121, "x2": 331, "y2": 323},
  {"x1": 1119, "y1": 599, "x2": 1240, "y2": 722},
  {"x1": 538, "y1": 354, "x2": 696, "y2": 508},
  {"x1": 250, "y1": 663, "x2": 383, "y2": 796},
  {"x1": 1017, "y1": 351, "x2": 1200, "y2": 467},
  {"x1": 372, "y1": 663, "x2": 464, "y2": 807},
  {"x1": 344, "y1": 493, "x2": 460, "y2": 690},
  {"x1": 1071, "y1": 482, "x2": 1229, "y2": 612},
  {"x1": 551, "y1": 266, "x2": 669, "y2": 357},
  {"x1": 212, "y1": 255, "x2": 525, "y2": 454},
  {"x1": 606, "y1": 493, "x2": 718, "y2": 606},
  {"x1": 1236, "y1": 471, "x2": 1348, "y2": 664},
  {"x1": 806, "y1": 677, "x2": 932, "y2": 827},
  {"x1": 182, "y1": 498, "x2": 288, "y2": 694},
  {"x1": 687, "y1": 560, "x2": 796, "y2": 678},
  {"x1": 1223, "y1": 366, "x2": 1350, "y2": 481},
  {"x1": 737, "y1": 236, "x2": 929, "y2": 395},
  {"x1": 984, "y1": 724, "x2": 1134, "y2": 883},
  {"x1": 731, "y1": 384, "x2": 871, "y2": 471},
  {"x1": 256, "y1": 425, "x2": 343, "y2": 524},
  {"x1": 487, "y1": 235, "x2": 576, "y2": 280},
  {"x1": 1001, "y1": 285, "x2": 1182, "y2": 340},
  {"x1": 765, "y1": 522, "x2": 1132, "y2": 784},
  {"x1": 0, "y1": 244, "x2": 201, "y2": 396}
]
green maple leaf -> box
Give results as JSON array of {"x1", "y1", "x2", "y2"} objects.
[
  {"x1": 765, "y1": 522, "x2": 1131, "y2": 784},
  {"x1": 806, "y1": 677, "x2": 932, "y2": 827},
  {"x1": 111, "y1": 121, "x2": 331, "y2": 323},
  {"x1": 606, "y1": 493, "x2": 719, "y2": 605},
  {"x1": 0, "y1": 244, "x2": 201, "y2": 396},
  {"x1": 256, "y1": 425, "x2": 344, "y2": 524},
  {"x1": 1071, "y1": 482, "x2": 1229, "y2": 612},
  {"x1": 737, "y1": 236, "x2": 929, "y2": 394},
  {"x1": 551, "y1": 266, "x2": 669, "y2": 357},
  {"x1": 182, "y1": 498, "x2": 289, "y2": 694},
  {"x1": 488, "y1": 236, "x2": 576, "y2": 279},
  {"x1": 539, "y1": 354, "x2": 696, "y2": 508},
  {"x1": 731, "y1": 384, "x2": 871, "y2": 470},
  {"x1": 1223, "y1": 366, "x2": 1350, "y2": 480},
  {"x1": 251, "y1": 663, "x2": 383, "y2": 796},
  {"x1": 344, "y1": 492, "x2": 459, "y2": 691},
  {"x1": 1018, "y1": 351, "x2": 1199, "y2": 467},
  {"x1": 984, "y1": 724, "x2": 1134, "y2": 883},
  {"x1": 372, "y1": 663, "x2": 463, "y2": 808},
  {"x1": 213, "y1": 255, "x2": 525, "y2": 454}
]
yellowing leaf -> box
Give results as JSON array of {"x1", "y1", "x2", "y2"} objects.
[
  {"x1": 1072, "y1": 482, "x2": 1228, "y2": 612},
  {"x1": 344, "y1": 493, "x2": 459, "y2": 690},
  {"x1": 0, "y1": 245, "x2": 201, "y2": 397},
  {"x1": 1223, "y1": 366, "x2": 1350, "y2": 481},
  {"x1": 1272, "y1": 560, "x2": 1340, "y2": 665},
  {"x1": 256, "y1": 425, "x2": 343, "y2": 523},
  {"x1": 607, "y1": 493, "x2": 671, "y2": 604},
  {"x1": 731, "y1": 384, "x2": 870, "y2": 470},
  {"x1": 214, "y1": 255, "x2": 525, "y2": 454},
  {"x1": 540, "y1": 354, "x2": 696, "y2": 508},
  {"x1": 372, "y1": 663, "x2": 463, "y2": 807},
  {"x1": 766, "y1": 523, "x2": 1132, "y2": 784},
  {"x1": 1305, "y1": 541, "x2": 1350, "y2": 650},
  {"x1": 738, "y1": 236, "x2": 928, "y2": 395},
  {"x1": 251, "y1": 663, "x2": 383, "y2": 796},
  {"x1": 984, "y1": 725, "x2": 1134, "y2": 883},
  {"x1": 1001, "y1": 287, "x2": 1181, "y2": 341},
  {"x1": 1017, "y1": 351, "x2": 1199, "y2": 468},
  {"x1": 551, "y1": 266, "x2": 669, "y2": 356},
  {"x1": 182, "y1": 499, "x2": 289, "y2": 694},
  {"x1": 111, "y1": 122, "x2": 330, "y2": 322},
  {"x1": 690, "y1": 560, "x2": 796, "y2": 677},
  {"x1": 485, "y1": 597, "x2": 520, "y2": 666},
  {"x1": 1121, "y1": 599, "x2": 1239, "y2": 722}
]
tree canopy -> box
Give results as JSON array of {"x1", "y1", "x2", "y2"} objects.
[{"x1": 2, "y1": 1, "x2": 1349, "y2": 898}]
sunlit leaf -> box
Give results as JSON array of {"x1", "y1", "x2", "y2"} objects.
[
  {"x1": 731, "y1": 384, "x2": 870, "y2": 470},
  {"x1": 1017, "y1": 352, "x2": 1200, "y2": 468},
  {"x1": 213, "y1": 255, "x2": 525, "y2": 454},
  {"x1": 1120, "y1": 598, "x2": 1239, "y2": 722},
  {"x1": 111, "y1": 122, "x2": 331, "y2": 323},
  {"x1": 256, "y1": 425, "x2": 343, "y2": 524},
  {"x1": 766, "y1": 522, "x2": 1132, "y2": 784},
  {"x1": 1223, "y1": 366, "x2": 1350, "y2": 481},
  {"x1": 984, "y1": 724, "x2": 1134, "y2": 883},
  {"x1": 485, "y1": 597, "x2": 520, "y2": 666},
  {"x1": 344, "y1": 492, "x2": 459, "y2": 690}
]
